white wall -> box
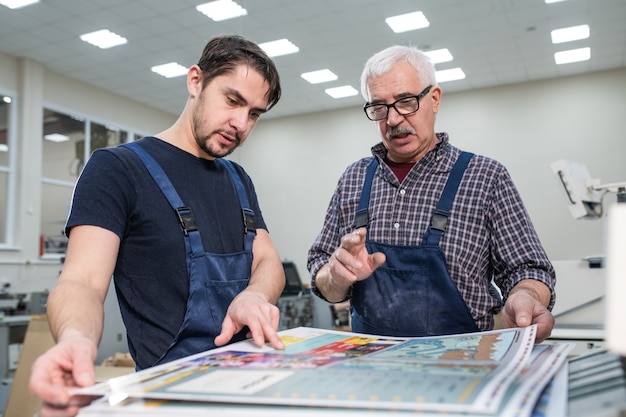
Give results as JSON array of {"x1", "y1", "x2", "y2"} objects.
[
  {"x1": 0, "y1": 52, "x2": 18, "y2": 89},
  {"x1": 43, "y1": 69, "x2": 178, "y2": 133},
  {"x1": 236, "y1": 67, "x2": 626, "y2": 284}
]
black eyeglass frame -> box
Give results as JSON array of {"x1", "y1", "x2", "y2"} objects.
[{"x1": 363, "y1": 85, "x2": 433, "y2": 121}]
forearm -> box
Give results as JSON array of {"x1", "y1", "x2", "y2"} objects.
[
  {"x1": 314, "y1": 264, "x2": 351, "y2": 303},
  {"x1": 47, "y1": 278, "x2": 106, "y2": 346},
  {"x1": 248, "y1": 231, "x2": 285, "y2": 304},
  {"x1": 248, "y1": 259, "x2": 284, "y2": 304}
]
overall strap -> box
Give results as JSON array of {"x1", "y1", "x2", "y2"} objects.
[
  {"x1": 123, "y1": 142, "x2": 205, "y2": 254},
  {"x1": 422, "y1": 151, "x2": 474, "y2": 246},
  {"x1": 354, "y1": 158, "x2": 379, "y2": 230},
  {"x1": 215, "y1": 158, "x2": 256, "y2": 252},
  {"x1": 122, "y1": 142, "x2": 257, "y2": 253}
]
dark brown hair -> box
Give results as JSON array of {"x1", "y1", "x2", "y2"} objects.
[{"x1": 196, "y1": 35, "x2": 281, "y2": 111}]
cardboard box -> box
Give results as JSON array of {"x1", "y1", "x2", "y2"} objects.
[
  {"x1": 4, "y1": 315, "x2": 135, "y2": 417},
  {"x1": 4, "y1": 315, "x2": 54, "y2": 417}
]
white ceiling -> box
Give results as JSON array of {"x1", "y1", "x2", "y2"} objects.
[{"x1": 1, "y1": 0, "x2": 625, "y2": 120}]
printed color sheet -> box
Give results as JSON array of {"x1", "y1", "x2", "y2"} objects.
[{"x1": 75, "y1": 325, "x2": 571, "y2": 414}]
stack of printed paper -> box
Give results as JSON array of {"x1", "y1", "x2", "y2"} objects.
[{"x1": 75, "y1": 325, "x2": 573, "y2": 416}]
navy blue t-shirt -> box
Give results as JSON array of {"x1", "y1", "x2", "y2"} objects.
[{"x1": 65, "y1": 136, "x2": 267, "y2": 368}]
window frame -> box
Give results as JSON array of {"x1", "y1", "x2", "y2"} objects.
[
  {"x1": 0, "y1": 89, "x2": 18, "y2": 249},
  {"x1": 39, "y1": 103, "x2": 148, "y2": 259}
]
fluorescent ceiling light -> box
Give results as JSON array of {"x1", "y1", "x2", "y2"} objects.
[
  {"x1": 424, "y1": 48, "x2": 453, "y2": 64},
  {"x1": 545, "y1": 0, "x2": 568, "y2": 3},
  {"x1": 151, "y1": 62, "x2": 188, "y2": 78},
  {"x1": 385, "y1": 11, "x2": 429, "y2": 33},
  {"x1": 436, "y1": 68, "x2": 466, "y2": 83},
  {"x1": 554, "y1": 47, "x2": 590, "y2": 64},
  {"x1": 44, "y1": 133, "x2": 70, "y2": 143},
  {"x1": 196, "y1": 0, "x2": 247, "y2": 22},
  {"x1": 80, "y1": 29, "x2": 127, "y2": 49},
  {"x1": 325, "y1": 85, "x2": 358, "y2": 99},
  {"x1": 2, "y1": 96, "x2": 11, "y2": 104},
  {"x1": 259, "y1": 39, "x2": 299, "y2": 57},
  {"x1": 301, "y1": 69, "x2": 338, "y2": 84},
  {"x1": 0, "y1": 0, "x2": 39, "y2": 9},
  {"x1": 551, "y1": 24, "x2": 589, "y2": 44}
]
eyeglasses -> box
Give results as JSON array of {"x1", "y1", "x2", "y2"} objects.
[{"x1": 363, "y1": 85, "x2": 432, "y2": 121}]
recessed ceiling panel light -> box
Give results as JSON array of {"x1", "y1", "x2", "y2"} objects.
[
  {"x1": 196, "y1": 0, "x2": 247, "y2": 22},
  {"x1": 551, "y1": 24, "x2": 590, "y2": 44},
  {"x1": 151, "y1": 62, "x2": 188, "y2": 78},
  {"x1": 424, "y1": 48, "x2": 453, "y2": 64},
  {"x1": 325, "y1": 85, "x2": 358, "y2": 99},
  {"x1": 545, "y1": 0, "x2": 568, "y2": 3},
  {"x1": 0, "y1": 0, "x2": 39, "y2": 9},
  {"x1": 301, "y1": 69, "x2": 338, "y2": 84},
  {"x1": 554, "y1": 47, "x2": 590, "y2": 65},
  {"x1": 44, "y1": 133, "x2": 70, "y2": 143},
  {"x1": 259, "y1": 39, "x2": 299, "y2": 57},
  {"x1": 436, "y1": 68, "x2": 466, "y2": 83},
  {"x1": 80, "y1": 29, "x2": 127, "y2": 49},
  {"x1": 385, "y1": 11, "x2": 429, "y2": 33}
]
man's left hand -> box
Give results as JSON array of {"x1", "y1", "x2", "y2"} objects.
[
  {"x1": 500, "y1": 290, "x2": 554, "y2": 343},
  {"x1": 215, "y1": 290, "x2": 285, "y2": 350}
]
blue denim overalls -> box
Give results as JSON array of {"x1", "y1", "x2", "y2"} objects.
[
  {"x1": 124, "y1": 142, "x2": 255, "y2": 368},
  {"x1": 350, "y1": 152, "x2": 480, "y2": 337}
]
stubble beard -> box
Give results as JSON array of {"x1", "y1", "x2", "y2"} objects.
[
  {"x1": 192, "y1": 116, "x2": 239, "y2": 159},
  {"x1": 196, "y1": 133, "x2": 235, "y2": 158}
]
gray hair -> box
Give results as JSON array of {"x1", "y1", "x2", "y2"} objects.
[{"x1": 360, "y1": 45, "x2": 437, "y2": 100}]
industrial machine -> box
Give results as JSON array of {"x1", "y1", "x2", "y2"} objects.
[{"x1": 276, "y1": 261, "x2": 314, "y2": 330}]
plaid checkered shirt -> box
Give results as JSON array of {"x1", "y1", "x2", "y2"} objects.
[{"x1": 307, "y1": 133, "x2": 555, "y2": 331}]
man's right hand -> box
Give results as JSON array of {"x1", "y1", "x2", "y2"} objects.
[
  {"x1": 316, "y1": 228, "x2": 386, "y2": 302},
  {"x1": 29, "y1": 335, "x2": 98, "y2": 417}
]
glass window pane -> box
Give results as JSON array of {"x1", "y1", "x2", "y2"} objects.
[
  {"x1": 0, "y1": 95, "x2": 13, "y2": 245},
  {"x1": 40, "y1": 182, "x2": 71, "y2": 256},
  {"x1": 119, "y1": 130, "x2": 128, "y2": 144},
  {"x1": 90, "y1": 121, "x2": 125, "y2": 151},
  {"x1": 0, "y1": 172, "x2": 7, "y2": 241},
  {"x1": 42, "y1": 109, "x2": 85, "y2": 181},
  {"x1": 0, "y1": 96, "x2": 10, "y2": 167}
]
